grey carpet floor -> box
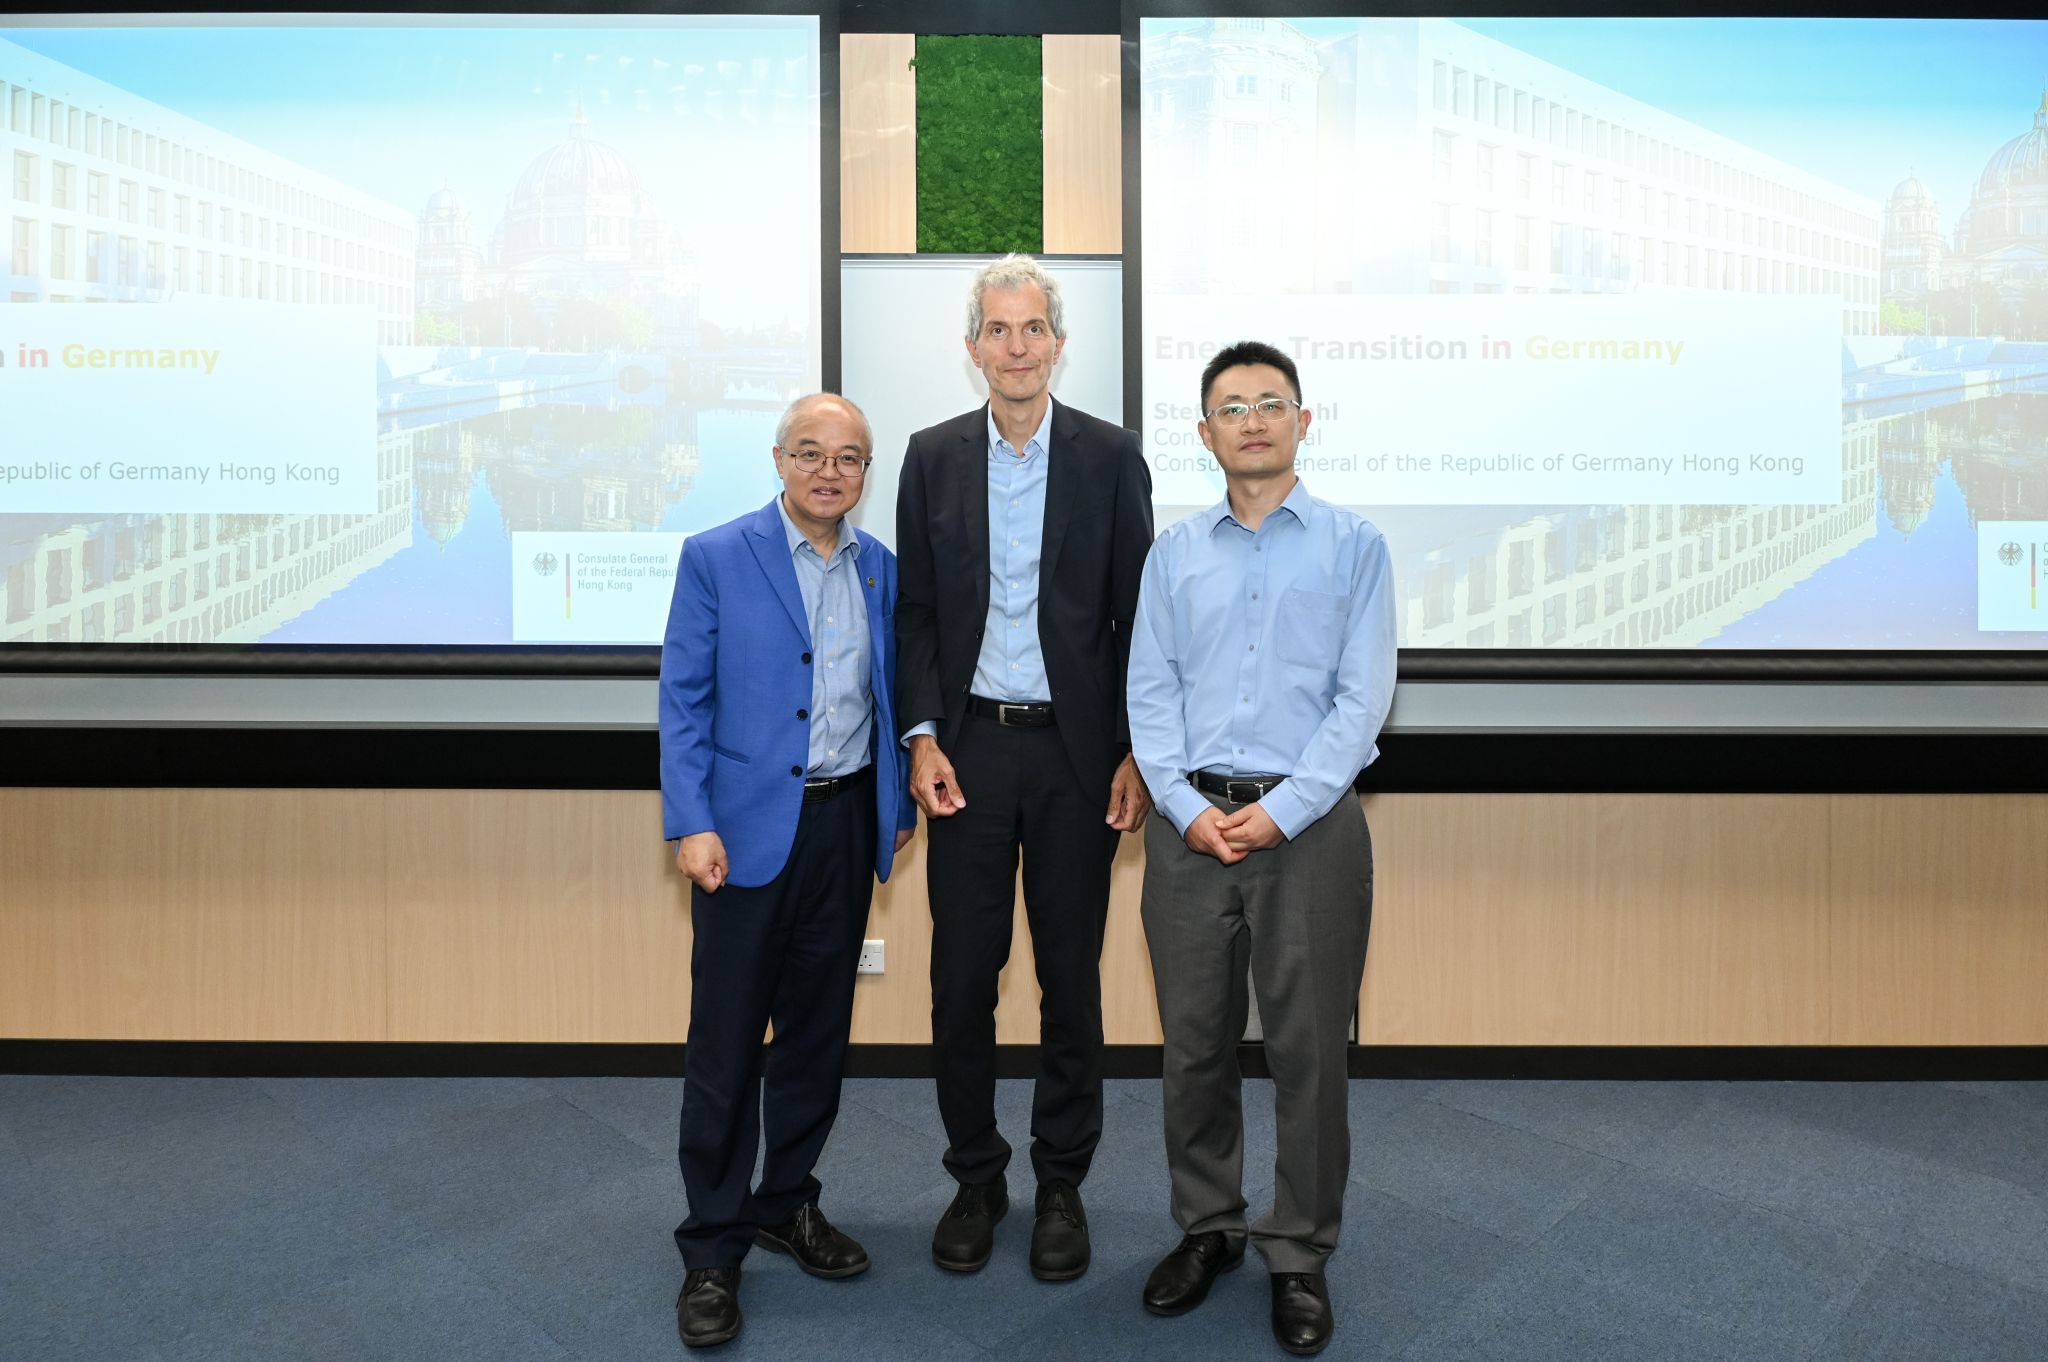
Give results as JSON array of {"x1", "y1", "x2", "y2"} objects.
[{"x1": 4, "y1": 1075, "x2": 2046, "y2": 1360}]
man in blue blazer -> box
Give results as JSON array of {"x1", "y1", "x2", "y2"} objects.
[{"x1": 659, "y1": 392, "x2": 916, "y2": 1350}]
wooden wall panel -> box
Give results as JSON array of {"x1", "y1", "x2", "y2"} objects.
[
  {"x1": 1362, "y1": 794, "x2": 1599, "y2": 1046},
  {"x1": 1042, "y1": 34, "x2": 1122, "y2": 254},
  {"x1": 0, "y1": 789, "x2": 385, "y2": 1040},
  {"x1": 1587, "y1": 795, "x2": 1831, "y2": 1045},
  {"x1": 840, "y1": 33, "x2": 917, "y2": 253},
  {"x1": 383, "y1": 790, "x2": 689, "y2": 1043},
  {"x1": 1829, "y1": 795, "x2": 2048, "y2": 1044},
  {"x1": 3, "y1": 788, "x2": 2046, "y2": 1048},
  {"x1": 1103, "y1": 833, "x2": 1163, "y2": 1043},
  {"x1": 1361, "y1": 795, "x2": 1831, "y2": 1045},
  {"x1": 851, "y1": 833, "x2": 933, "y2": 1043}
]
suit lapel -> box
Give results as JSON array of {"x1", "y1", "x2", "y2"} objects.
[
  {"x1": 745, "y1": 498, "x2": 811, "y2": 646},
  {"x1": 959, "y1": 409, "x2": 991, "y2": 622},
  {"x1": 858, "y1": 536, "x2": 887, "y2": 688},
  {"x1": 1040, "y1": 399, "x2": 1082, "y2": 584}
]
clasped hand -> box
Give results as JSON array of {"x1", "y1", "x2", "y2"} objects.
[{"x1": 1183, "y1": 803, "x2": 1283, "y2": 864}]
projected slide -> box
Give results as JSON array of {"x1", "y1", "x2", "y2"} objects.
[
  {"x1": 1140, "y1": 16, "x2": 2048, "y2": 649},
  {"x1": 1, "y1": 15, "x2": 819, "y2": 646}
]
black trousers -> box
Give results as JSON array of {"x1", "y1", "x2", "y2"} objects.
[
  {"x1": 673, "y1": 774, "x2": 876, "y2": 1269},
  {"x1": 926, "y1": 715, "x2": 1119, "y2": 1188}
]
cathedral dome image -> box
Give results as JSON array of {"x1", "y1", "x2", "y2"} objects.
[
  {"x1": 510, "y1": 116, "x2": 641, "y2": 209},
  {"x1": 423, "y1": 185, "x2": 469, "y2": 220},
  {"x1": 416, "y1": 183, "x2": 482, "y2": 311},
  {"x1": 1956, "y1": 91, "x2": 2048, "y2": 256},
  {"x1": 1973, "y1": 94, "x2": 2048, "y2": 200},
  {"x1": 410, "y1": 105, "x2": 699, "y2": 349},
  {"x1": 1882, "y1": 90, "x2": 2048, "y2": 331},
  {"x1": 493, "y1": 107, "x2": 664, "y2": 271}
]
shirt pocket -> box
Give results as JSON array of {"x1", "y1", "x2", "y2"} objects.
[{"x1": 1275, "y1": 587, "x2": 1349, "y2": 670}]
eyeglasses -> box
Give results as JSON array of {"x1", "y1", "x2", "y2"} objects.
[
  {"x1": 779, "y1": 447, "x2": 871, "y2": 477},
  {"x1": 1204, "y1": 398, "x2": 1302, "y2": 426}
]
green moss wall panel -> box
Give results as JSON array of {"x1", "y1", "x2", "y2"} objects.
[{"x1": 914, "y1": 34, "x2": 1043, "y2": 255}]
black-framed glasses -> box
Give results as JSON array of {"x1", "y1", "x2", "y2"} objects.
[
  {"x1": 1204, "y1": 397, "x2": 1302, "y2": 426},
  {"x1": 779, "y1": 447, "x2": 871, "y2": 477}
]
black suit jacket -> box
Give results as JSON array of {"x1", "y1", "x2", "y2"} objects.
[{"x1": 895, "y1": 399, "x2": 1155, "y2": 799}]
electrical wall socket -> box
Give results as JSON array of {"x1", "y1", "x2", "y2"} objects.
[{"x1": 857, "y1": 939, "x2": 885, "y2": 974}]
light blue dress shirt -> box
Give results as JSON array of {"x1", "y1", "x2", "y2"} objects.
[
  {"x1": 1126, "y1": 478, "x2": 1398, "y2": 841},
  {"x1": 776, "y1": 497, "x2": 873, "y2": 778},
  {"x1": 903, "y1": 401, "x2": 1058, "y2": 750},
  {"x1": 972, "y1": 401, "x2": 1055, "y2": 702}
]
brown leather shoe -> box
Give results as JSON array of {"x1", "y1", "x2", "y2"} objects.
[
  {"x1": 676, "y1": 1266, "x2": 742, "y2": 1349},
  {"x1": 1270, "y1": 1271, "x2": 1334, "y2": 1356},
  {"x1": 1142, "y1": 1231, "x2": 1244, "y2": 1315},
  {"x1": 754, "y1": 1201, "x2": 870, "y2": 1279}
]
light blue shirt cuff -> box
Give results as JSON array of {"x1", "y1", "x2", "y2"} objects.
[
  {"x1": 1157, "y1": 780, "x2": 1212, "y2": 839},
  {"x1": 901, "y1": 720, "x2": 938, "y2": 748},
  {"x1": 1257, "y1": 780, "x2": 1317, "y2": 842}
]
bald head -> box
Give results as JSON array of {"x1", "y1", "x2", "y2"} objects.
[{"x1": 776, "y1": 392, "x2": 873, "y2": 456}]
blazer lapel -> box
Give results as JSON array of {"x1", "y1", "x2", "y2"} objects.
[
  {"x1": 858, "y1": 539, "x2": 887, "y2": 682},
  {"x1": 1039, "y1": 399, "x2": 1082, "y2": 584},
  {"x1": 744, "y1": 499, "x2": 811, "y2": 646},
  {"x1": 959, "y1": 410, "x2": 991, "y2": 622}
]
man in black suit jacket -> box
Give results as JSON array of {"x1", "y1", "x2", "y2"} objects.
[{"x1": 896, "y1": 254, "x2": 1155, "y2": 1282}]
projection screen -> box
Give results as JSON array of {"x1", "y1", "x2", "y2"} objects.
[
  {"x1": 1137, "y1": 14, "x2": 2048, "y2": 653},
  {"x1": 1, "y1": 12, "x2": 822, "y2": 650}
]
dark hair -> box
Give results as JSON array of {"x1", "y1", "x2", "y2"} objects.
[{"x1": 1200, "y1": 340, "x2": 1302, "y2": 413}]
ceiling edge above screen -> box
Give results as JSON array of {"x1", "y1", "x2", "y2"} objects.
[
  {"x1": 1124, "y1": 2, "x2": 2048, "y2": 678},
  {"x1": 0, "y1": 4, "x2": 832, "y2": 676}
]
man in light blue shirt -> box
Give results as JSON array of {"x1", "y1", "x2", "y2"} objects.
[{"x1": 1125, "y1": 341, "x2": 1396, "y2": 1357}]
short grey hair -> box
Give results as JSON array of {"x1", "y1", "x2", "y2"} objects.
[
  {"x1": 775, "y1": 391, "x2": 873, "y2": 453},
  {"x1": 965, "y1": 253, "x2": 1066, "y2": 342}
]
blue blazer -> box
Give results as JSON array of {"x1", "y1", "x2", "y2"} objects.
[{"x1": 659, "y1": 497, "x2": 916, "y2": 888}]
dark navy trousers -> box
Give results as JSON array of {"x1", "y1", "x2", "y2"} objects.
[{"x1": 673, "y1": 772, "x2": 877, "y2": 1269}]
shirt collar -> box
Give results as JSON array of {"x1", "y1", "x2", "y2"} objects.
[
  {"x1": 987, "y1": 398, "x2": 1055, "y2": 464},
  {"x1": 1206, "y1": 476, "x2": 1313, "y2": 536},
  {"x1": 775, "y1": 494, "x2": 857, "y2": 561}
]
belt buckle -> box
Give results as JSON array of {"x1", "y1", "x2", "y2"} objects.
[
  {"x1": 998, "y1": 702, "x2": 1029, "y2": 726},
  {"x1": 1225, "y1": 779, "x2": 1263, "y2": 805}
]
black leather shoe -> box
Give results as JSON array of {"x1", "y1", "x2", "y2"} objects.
[
  {"x1": 1029, "y1": 1180, "x2": 1090, "y2": 1282},
  {"x1": 754, "y1": 1201, "x2": 870, "y2": 1279},
  {"x1": 676, "y1": 1267, "x2": 742, "y2": 1349},
  {"x1": 931, "y1": 1175, "x2": 1008, "y2": 1272},
  {"x1": 1142, "y1": 1231, "x2": 1244, "y2": 1315},
  {"x1": 1270, "y1": 1271, "x2": 1334, "y2": 1356}
]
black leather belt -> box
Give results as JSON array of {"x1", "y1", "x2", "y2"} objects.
[
  {"x1": 803, "y1": 765, "x2": 873, "y2": 803},
  {"x1": 966, "y1": 695, "x2": 1055, "y2": 727},
  {"x1": 1192, "y1": 771, "x2": 1288, "y2": 804}
]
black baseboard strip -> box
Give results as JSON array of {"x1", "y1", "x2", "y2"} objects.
[
  {"x1": 9, "y1": 730, "x2": 2048, "y2": 793},
  {"x1": 1, "y1": 1041, "x2": 2042, "y2": 1082}
]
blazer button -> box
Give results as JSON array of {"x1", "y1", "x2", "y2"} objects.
[
  {"x1": 801, "y1": 651, "x2": 812, "y2": 664},
  {"x1": 791, "y1": 765, "x2": 803, "y2": 777},
  {"x1": 797, "y1": 708, "x2": 808, "y2": 720}
]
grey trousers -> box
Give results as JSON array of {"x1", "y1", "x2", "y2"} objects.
[{"x1": 1140, "y1": 791, "x2": 1372, "y2": 1274}]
